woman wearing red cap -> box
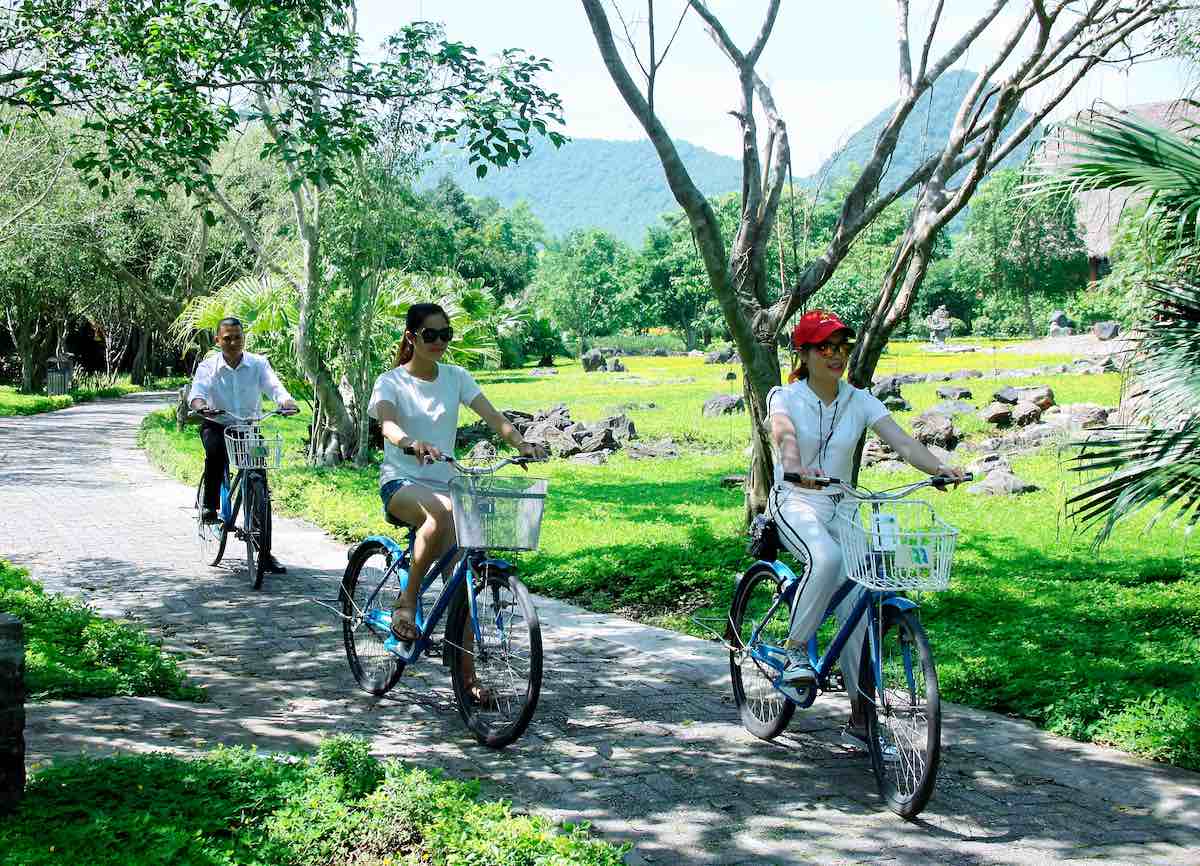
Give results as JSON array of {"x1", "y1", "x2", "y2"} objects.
[{"x1": 767, "y1": 309, "x2": 966, "y2": 751}]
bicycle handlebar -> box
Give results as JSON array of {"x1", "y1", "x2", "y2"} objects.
[
  {"x1": 782, "y1": 472, "x2": 974, "y2": 500},
  {"x1": 191, "y1": 407, "x2": 298, "y2": 423},
  {"x1": 400, "y1": 446, "x2": 546, "y2": 476}
]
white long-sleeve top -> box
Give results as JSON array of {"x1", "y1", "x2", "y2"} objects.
[{"x1": 188, "y1": 351, "x2": 292, "y2": 423}]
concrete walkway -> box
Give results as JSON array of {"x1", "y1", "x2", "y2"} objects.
[{"x1": 2, "y1": 393, "x2": 1199, "y2": 865}]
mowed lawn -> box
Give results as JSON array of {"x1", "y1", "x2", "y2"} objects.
[{"x1": 139, "y1": 342, "x2": 1200, "y2": 771}]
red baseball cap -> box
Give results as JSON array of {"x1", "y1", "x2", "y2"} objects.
[{"x1": 790, "y1": 309, "x2": 855, "y2": 349}]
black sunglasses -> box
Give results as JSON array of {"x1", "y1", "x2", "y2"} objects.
[{"x1": 415, "y1": 326, "x2": 454, "y2": 344}]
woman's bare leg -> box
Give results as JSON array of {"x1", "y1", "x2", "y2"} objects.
[{"x1": 385, "y1": 484, "x2": 454, "y2": 640}]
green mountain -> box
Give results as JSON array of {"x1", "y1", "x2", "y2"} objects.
[{"x1": 421, "y1": 70, "x2": 1035, "y2": 244}]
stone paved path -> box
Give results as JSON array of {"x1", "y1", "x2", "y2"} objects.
[{"x1": 3, "y1": 394, "x2": 1200, "y2": 865}]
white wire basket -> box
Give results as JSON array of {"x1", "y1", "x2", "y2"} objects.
[
  {"x1": 449, "y1": 475, "x2": 548, "y2": 551},
  {"x1": 224, "y1": 425, "x2": 283, "y2": 470},
  {"x1": 835, "y1": 499, "x2": 958, "y2": 592}
]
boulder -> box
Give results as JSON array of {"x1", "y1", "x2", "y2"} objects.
[
  {"x1": 627, "y1": 440, "x2": 680, "y2": 460},
  {"x1": 543, "y1": 426, "x2": 581, "y2": 458},
  {"x1": 608, "y1": 357, "x2": 627, "y2": 373},
  {"x1": 882, "y1": 395, "x2": 911, "y2": 412},
  {"x1": 1060, "y1": 403, "x2": 1109, "y2": 429},
  {"x1": 581, "y1": 349, "x2": 607, "y2": 372},
  {"x1": 979, "y1": 402, "x2": 1013, "y2": 426},
  {"x1": 967, "y1": 453, "x2": 1010, "y2": 476},
  {"x1": 1093, "y1": 321, "x2": 1120, "y2": 341},
  {"x1": 871, "y1": 376, "x2": 904, "y2": 400},
  {"x1": 936, "y1": 385, "x2": 972, "y2": 400},
  {"x1": 861, "y1": 437, "x2": 897, "y2": 467},
  {"x1": 911, "y1": 412, "x2": 961, "y2": 450},
  {"x1": 704, "y1": 346, "x2": 736, "y2": 364},
  {"x1": 570, "y1": 450, "x2": 611, "y2": 465},
  {"x1": 932, "y1": 400, "x2": 975, "y2": 417},
  {"x1": 993, "y1": 386, "x2": 1021, "y2": 405},
  {"x1": 1048, "y1": 324, "x2": 1074, "y2": 337},
  {"x1": 968, "y1": 467, "x2": 1040, "y2": 496},
  {"x1": 724, "y1": 371, "x2": 737, "y2": 381},
  {"x1": 1016, "y1": 385, "x2": 1055, "y2": 410},
  {"x1": 703, "y1": 394, "x2": 746, "y2": 417},
  {"x1": 947, "y1": 369, "x2": 984, "y2": 380},
  {"x1": 605, "y1": 413, "x2": 638, "y2": 443},
  {"x1": 1012, "y1": 400, "x2": 1043, "y2": 427},
  {"x1": 578, "y1": 426, "x2": 618, "y2": 454}
]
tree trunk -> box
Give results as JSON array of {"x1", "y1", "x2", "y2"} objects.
[
  {"x1": 1022, "y1": 278, "x2": 1036, "y2": 339},
  {"x1": 740, "y1": 339, "x2": 782, "y2": 521},
  {"x1": 130, "y1": 327, "x2": 150, "y2": 386}
]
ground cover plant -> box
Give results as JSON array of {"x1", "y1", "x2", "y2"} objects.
[
  {"x1": 0, "y1": 735, "x2": 626, "y2": 866},
  {"x1": 0, "y1": 560, "x2": 202, "y2": 701},
  {"x1": 139, "y1": 350, "x2": 1200, "y2": 770},
  {"x1": 0, "y1": 375, "x2": 188, "y2": 417}
]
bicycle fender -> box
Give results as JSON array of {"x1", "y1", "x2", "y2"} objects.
[
  {"x1": 351, "y1": 534, "x2": 406, "y2": 562},
  {"x1": 881, "y1": 595, "x2": 919, "y2": 613}
]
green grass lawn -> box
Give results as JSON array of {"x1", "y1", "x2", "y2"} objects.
[
  {"x1": 0, "y1": 375, "x2": 189, "y2": 417},
  {"x1": 1, "y1": 735, "x2": 625, "y2": 866},
  {"x1": 139, "y1": 351, "x2": 1200, "y2": 771},
  {"x1": 0, "y1": 560, "x2": 202, "y2": 702}
]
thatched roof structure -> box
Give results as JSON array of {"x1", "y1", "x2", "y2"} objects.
[{"x1": 1039, "y1": 100, "x2": 1200, "y2": 258}]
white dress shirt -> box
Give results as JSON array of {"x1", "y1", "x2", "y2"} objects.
[{"x1": 188, "y1": 351, "x2": 293, "y2": 423}]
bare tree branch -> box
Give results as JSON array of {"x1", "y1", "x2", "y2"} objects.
[
  {"x1": 896, "y1": 0, "x2": 913, "y2": 92},
  {"x1": 916, "y1": 0, "x2": 945, "y2": 82}
]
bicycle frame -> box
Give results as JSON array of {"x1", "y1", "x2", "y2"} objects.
[
  {"x1": 743, "y1": 559, "x2": 918, "y2": 710},
  {"x1": 350, "y1": 531, "x2": 493, "y2": 666}
]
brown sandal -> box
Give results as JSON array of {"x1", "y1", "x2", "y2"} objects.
[{"x1": 390, "y1": 604, "x2": 421, "y2": 642}]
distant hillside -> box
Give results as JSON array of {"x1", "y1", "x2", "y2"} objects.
[
  {"x1": 808, "y1": 69, "x2": 1036, "y2": 191},
  {"x1": 421, "y1": 70, "x2": 1036, "y2": 244},
  {"x1": 420, "y1": 138, "x2": 741, "y2": 244}
]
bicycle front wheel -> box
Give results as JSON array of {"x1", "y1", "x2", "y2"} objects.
[
  {"x1": 728, "y1": 562, "x2": 796, "y2": 740},
  {"x1": 240, "y1": 476, "x2": 265, "y2": 590},
  {"x1": 195, "y1": 476, "x2": 226, "y2": 566},
  {"x1": 445, "y1": 569, "x2": 542, "y2": 749},
  {"x1": 861, "y1": 607, "x2": 941, "y2": 819},
  {"x1": 341, "y1": 539, "x2": 405, "y2": 696}
]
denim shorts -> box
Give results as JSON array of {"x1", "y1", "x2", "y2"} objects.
[{"x1": 379, "y1": 478, "x2": 414, "y2": 511}]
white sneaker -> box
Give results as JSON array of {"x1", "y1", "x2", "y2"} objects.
[
  {"x1": 842, "y1": 726, "x2": 899, "y2": 762},
  {"x1": 781, "y1": 652, "x2": 816, "y2": 686}
]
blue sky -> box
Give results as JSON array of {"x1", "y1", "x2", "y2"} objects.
[{"x1": 359, "y1": 1, "x2": 1188, "y2": 173}]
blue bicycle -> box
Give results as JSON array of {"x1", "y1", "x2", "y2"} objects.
[
  {"x1": 338, "y1": 453, "x2": 548, "y2": 749},
  {"x1": 728, "y1": 473, "x2": 968, "y2": 818},
  {"x1": 194, "y1": 408, "x2": 292, "y2": 590}
]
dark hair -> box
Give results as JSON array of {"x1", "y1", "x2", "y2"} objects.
[
  {"x1": 394, "y1": 303, "x2": 449, "y2": 367},
  {"x1": 216, "y1": 316, "x2": 243, "y2": 332}
]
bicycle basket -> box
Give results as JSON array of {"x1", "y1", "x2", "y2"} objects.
[
  {"x1": 449, "y1": 475, "x2": 548, "y2": 551},
  {"x1": 223, "y1": 425, "x2": 283, "y2": 470},
  {"x1": 834, "y1": 499, "x2": 957, "y2": 592}
]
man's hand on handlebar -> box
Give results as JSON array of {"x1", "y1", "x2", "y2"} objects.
[{"x1": 408, "y1": 440, "x2": 443, "y2": 465}]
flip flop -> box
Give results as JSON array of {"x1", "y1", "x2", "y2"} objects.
[{"x1": 390, "y1": 605, "x2": 421, "y2": 642}]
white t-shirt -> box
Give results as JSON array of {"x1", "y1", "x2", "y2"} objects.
[
  {"x1": 368, "y1": 364, "x2": 482, "y2": 486},
  {"x1": 767, "y1": 379, "x2": 890, "y2": 492}
]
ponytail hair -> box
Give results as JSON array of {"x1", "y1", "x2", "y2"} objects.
[
  {"x1": 787, "y1": 353, "x2": 810, "y2": 383},
  {"x1": 393, "y1": 302, "x2": 449, "y2": 368}
]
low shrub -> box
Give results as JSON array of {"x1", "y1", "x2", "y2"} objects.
[
  {"x1": 0, "y1": 735, "x2": 627, "y2": 866},
  {"x1": 0, "y1": 560, "x2": 202, "y2": 701},
  {"x1": 568, "y1": 332, "x2": 687, "y2": 356}
]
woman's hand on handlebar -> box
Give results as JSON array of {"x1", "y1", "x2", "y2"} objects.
[
  {"x1": 932, "y1": 464, "x2": 969, "y2": 489},
  {"x1": 785, "y1": 466, "x2": 830, "y2": 490},
  {"x1": 517, "y1": 441, "x2": 548, "y2": 462},
  {"x1": 409, "y1": 440, "x2": 443, "y2": 465}
]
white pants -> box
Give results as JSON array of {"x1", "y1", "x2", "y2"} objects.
[{"x1": 767, "y1": 483, "x2": 867, "y2": 700}]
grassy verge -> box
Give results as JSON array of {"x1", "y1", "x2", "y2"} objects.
[
  {"x1": 139, "y1": 355, "x2": 1200, "y2": 770},
  {"x1": 0, "y1": 375, "x2": 188, "y2": 418},
  {"x1": 1, "y1": 735, "x2": 625, "y2": 866},
  {"x1": 0, "y1": 560, "x2": 202, "y2": 702}
]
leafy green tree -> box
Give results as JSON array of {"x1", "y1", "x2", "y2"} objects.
[
  {"x1": 949, "y1": 168, "x2": 1087, "y2": 338},
  {"x1": 532, "y1": 229, "x2": 638, "y2": 354}
]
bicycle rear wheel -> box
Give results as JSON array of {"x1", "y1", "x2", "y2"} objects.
[
  {"x1": 728, "y1": 562, "x2": 796, "y2": 740},
  {"x1": 195, "y1": 476, "x2": 227, "y2": 566},
  {"x1": 445, "y1": 568, "x2": 542, "y2": 749},
  {"x1": 861, "y1": 607, "x2": 941, "y2": 819},
  {"x1": 341, "y1": 540, "x2": 405, "y2": 696}
]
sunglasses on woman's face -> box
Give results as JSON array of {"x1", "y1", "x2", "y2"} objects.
[
  {"x1": 416, "y1": 326, "x2": 454, "y2": 344},
  {"x1": 813, "y1": 340, "x2": 854, "y2": 358}
]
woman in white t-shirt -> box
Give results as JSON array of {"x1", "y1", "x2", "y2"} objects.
[
  {"x1": 767, "y1": 309, "x2": 965, "y2": 751},
  {"x1": 368, "y1": 303, "x2": 545, "y2": 644}
]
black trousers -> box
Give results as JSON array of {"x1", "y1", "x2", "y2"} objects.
[{"x1": 199, "y1": 420, "x2": 229, "y2": 512}]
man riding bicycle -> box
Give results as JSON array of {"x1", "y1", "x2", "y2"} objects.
[{"x1": 188, "y1": 316, "x2": 298, "y2": 574}]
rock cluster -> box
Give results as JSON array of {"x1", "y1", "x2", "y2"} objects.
[
  {"x1": 581, "y1": 349, "x2": 630, "y2": 373},
  {"x1": 703, "y1": 394, "x2": 746, "y2": 417},
  {"x1": 456, "y1": 404, "x2": 638, "y2": 461},
  {"x1": 704, "y1": 346, "x2": 737, "y2": 364}
]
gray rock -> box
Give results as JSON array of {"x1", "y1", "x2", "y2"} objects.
[
  {"x1": 608, "y1": 357, "x2": 627, "y2": 373},
  {"x1": 627, "y1": 440, "x2": 680, "y2": 460},
  {"x1": 932, "y1": 400, "x2": 975, "y2": 417},
  {"x1": 871, "y1": 376, "x2": 904, "y2": 400},
  {"x1": 1016, "y1": 385, "x2": 1055, "y2": 410},
  {"x1": 703, "y1": 394, "x2": 746, "y2": 417},
  {"x1": 1012, "y1": 400, "x2": 1043, "y2": 426},
  {"x1": 578, "y1": 426, "x2": 618, "y2": 454},
  {"x1": 979, "y1": 402, "x2": 1013, "y2": 425},
  {"x1": 1093, "y1": 321, "x2": 1120, "y2": 341},
  {"x1": 605, "y1": 413, "x2": 638, "y2": 443},
  {"x1": 968, "y1": 467, "x2": 1040, "y2": 495},
  {"x1": 581, "y1": 349, "x2": 607, "y2": 372},
  {"x1": 724, "y1": 371, "x2": 737, "y2": 381},
  {"x1": 1048, "y1": 309, "x2": 1074, "y2": 329},
  {"x1": 570, "y1": 450, "x2": 611, "y2": 465},
  {"x1": 1048, "y1": 324, "x2": 1074, "y2": 337},
  {"x1": 882, "y1": 395, "x2": 911, "y2": 412},
  {"x1": 529, "y1": 368, "x2": 558, "y2": 376},
  {"x1": 993, "y1": 386, "x2": 1021, "y2": 405},
  {"x1": 1061, "y1": 403, "x2": 1109, "y2": 429},
  {"x1": 543, "y1": 426, "x2": 581, "y2": 458},
  {"x1": 861, "y1": 437, "x2": 896, "y2": 467},
  {"x1": 912, "y1": 412, "x2": 961, "y2": 449},
  {"x1": 652, "y1": 348, "x2": 670, "y2": 357},
  {"x1": 704, "y1": 346, "x2": 736, "y2": 364},
  {"x1": 947, "y1": 369, "x2": 984, "y2": 380},
  {"x1": 936, "y1": 385, "x2": 972, "y2": 400},
  {"x1": 967, "y1": 453, "x2": 1010, "y2": 476}
]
